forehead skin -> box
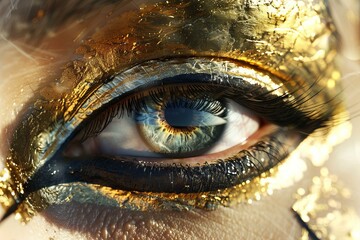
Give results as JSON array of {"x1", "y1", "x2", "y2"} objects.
[{"x1": 0, "y1": 0, "x2": 359, "y2": 239}]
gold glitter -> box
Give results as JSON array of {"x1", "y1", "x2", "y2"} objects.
[
  {"x1": 0, "y1": 169, "x2": 13, "y2": 208},
  {"x1": 293, "y1": 169, "x2": 360, "y2": 240}
]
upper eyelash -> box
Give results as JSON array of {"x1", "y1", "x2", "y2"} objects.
[{"x1": 76, "y1": 76, "x2": 332, "y2": 144}]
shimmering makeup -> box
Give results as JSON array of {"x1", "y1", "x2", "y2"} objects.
[
  {"x1": 293, "y1": 167, "x2": 360, "y2": 240},
  {"x1": 0, "y1": 0, "x2": 346, "y2": 222}
]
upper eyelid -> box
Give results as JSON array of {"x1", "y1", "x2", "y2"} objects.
[
  {"x1": 1, "y1": 1, "x2": 337, "y2": 89},
  {"x1": 55, "y1": 0, "x2": 337, "y2": 94}
]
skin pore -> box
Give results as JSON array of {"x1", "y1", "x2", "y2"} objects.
[{"x1": 0, "y1": 0, "x2": 359, "y2": 239}]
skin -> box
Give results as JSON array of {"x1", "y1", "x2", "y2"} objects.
[{"x1": 0, "y1": 0, "x2": 359, "y2": 239}]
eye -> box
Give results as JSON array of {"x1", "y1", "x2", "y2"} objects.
[
  {"x1": 67, "y1": 96, "x2": 260, "y2": 158},
  {"x1": 8, "y1": 57, "x2": 334, "y2": 201}
]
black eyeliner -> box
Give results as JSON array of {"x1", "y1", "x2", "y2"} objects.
[{"x1": 8, "y1": 128, "x2": 299, "y2": 202}]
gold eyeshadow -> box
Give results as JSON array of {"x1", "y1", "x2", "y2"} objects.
[
  {"x1": 0, "y1": 0, "x2": 347, "y2": 222},
  {"x1": 293, "y1": 166, "x2": 360, "y2": 239}
]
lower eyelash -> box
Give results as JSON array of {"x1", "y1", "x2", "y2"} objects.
[{"x1": 13, "y1": 127, "x2": 300, "y2": 201}]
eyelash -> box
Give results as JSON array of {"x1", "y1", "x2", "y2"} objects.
[{"x1": 77, "y1": 75, "x2": 330, "y2": 144}]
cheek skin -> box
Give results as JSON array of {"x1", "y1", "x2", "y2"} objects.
[
  {"x1": 42, "y1": 193, "x2": 303, "y2": 239},
  {"x1": 40, "y1": 168, "x2": 319, "y2": 240},
  {"x1": 0, "y1": 182, "x2": 311, "y2": 240}
]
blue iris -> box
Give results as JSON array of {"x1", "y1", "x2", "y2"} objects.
[{"x1": 134, "y1": 96, "x2": 228, "y2": 157}]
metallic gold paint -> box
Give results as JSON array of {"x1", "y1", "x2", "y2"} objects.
[
  {"x1": 0, "y1": 0, "x2": 346, "y2": 223},
  {"x1": 294, "y1": 167, "x2": 360, "y2": 239}
]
